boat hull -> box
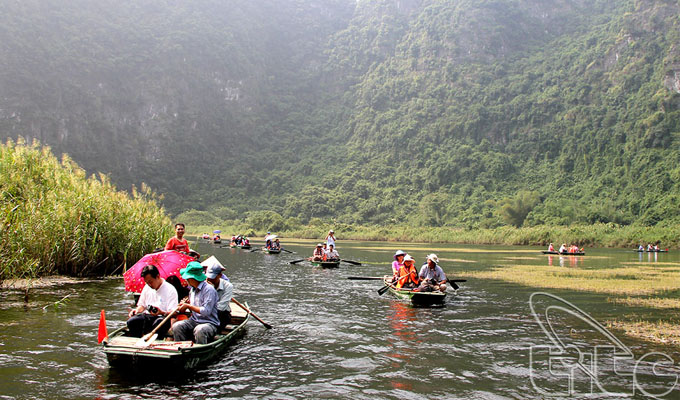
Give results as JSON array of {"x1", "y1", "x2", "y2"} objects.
[
  {"x1": 311, "y1": 260, "x2": 340, "y2": 268},
  {"x1": 237, "y1": 244, "x2": 251, "y2": 249},
  {"x1": 102, "y1": 302, "x2": 249, "y2": 372},
  {"x1": 382, "y1": 277, "x2": 446, "y2": 307},
  {"x1": 263, "y1": 248, "x2": 281, "y2": 254},
  {"x1": 542, "y1": 251, "x2": 585, "y2": 255}
]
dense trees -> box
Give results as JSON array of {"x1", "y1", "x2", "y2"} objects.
[{"x1": 1, "y1": 0, "x2": 679, "y2": 231}]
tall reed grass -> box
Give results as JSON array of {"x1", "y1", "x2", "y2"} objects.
[{"x1": 0, "y1": 138, "x2": 172, "y2": 279}]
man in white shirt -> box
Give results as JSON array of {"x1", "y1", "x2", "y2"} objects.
[
  {"x1": 126, "y1": 265, "x2": 178, "y2": 338},
  {"x1": 206, "y1": 264, "x2": 234, "y2": 331},
  {"x1": 324, "y1": 244, "x2": 340, "y2": 261}
]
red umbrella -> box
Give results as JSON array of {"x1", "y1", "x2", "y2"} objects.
[{"x1": 123, "y1": 250, "x2": 195, "y2": 293}]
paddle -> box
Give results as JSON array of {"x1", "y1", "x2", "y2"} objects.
[
  {"x1": 281, "y1": 249, "x2": 295, "y2": 254},
  {"x1": 447, "y1": 278, "x2": 466, "y2": 290},
  {"x1": 378, "y1": 275, "x2": 405, "y2": 295},
  {"x1": 250, "y1": 248, "x2": 261, "y2": 252},
  {"x1": 347, "y1": 276, "x2": 384, "y2": 280},
  {"x1": 231, "y1": 298, "x2": 272, "y2": 329},
  {"x1": 289, "y1": 258, "x2": 306, "y2": 264},
  {"x1": 135, "y1": 301, "x2": 185, "y2": 347},
  {"x1": 341, "y1": 259, "x2": 361, "y2": 266}
]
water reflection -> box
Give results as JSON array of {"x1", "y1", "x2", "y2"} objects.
[{"x1": 547, "y1": 255, "x2": 580, "y2": 268}]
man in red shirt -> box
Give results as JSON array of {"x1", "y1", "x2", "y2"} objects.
[{"x1": 165, "y1": 223, "x2": 191, "y2": 253}]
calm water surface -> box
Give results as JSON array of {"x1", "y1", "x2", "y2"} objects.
[{"x1": 1, "y1": 240, "x2": 679, "y2": 399}]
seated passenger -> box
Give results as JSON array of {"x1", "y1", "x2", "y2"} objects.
[
  {"x1": 396, "y1": 255, "x2": 419, "y2": 289},
  {"x1": 271, "y1": 239, "x2": 281, "y2": 250},
  {"x1": 126, "y1": 265, "x2": 178, "y2": 338},
  {"x1": 558, "y1": 243, "x2": 567, "y2": 253},
  {"x1": 206, "y1": 264, "x2": 233, "y2": 331},
  {"x1": 324, "y1": 244, "x2": 340, "y2": 261},
  {"x1": 548, "y1": 243, "x2": 555, "y2": 252},
  {"x1": 172, "y1": 262, "x2": 220, "y2": 344},
  {"x1": 416, "y1": 254, "x2": 447, "y2": 292},
  {"x1": 311, "y1": 243, "x2": 325, "y2": 261},
  {"x1": 392, "y1": 250, "x2": 406, "y2": 281}
]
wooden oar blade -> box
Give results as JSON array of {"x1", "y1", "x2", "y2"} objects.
[
  {"x1": 341, "y1": 259, "x2": 361, "y2": 265},
  {"x1": 289, "y1": 259, "x2": 306, "y2": 264},
  {"x1": 377, "y1": 285, "x2": 390, "y2": 295},
  {"x1": 134, "y1": 333, "x2": 158, "y2": 348}
]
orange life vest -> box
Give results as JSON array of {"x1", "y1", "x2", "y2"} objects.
[{"x1": 396, "y1": 263, "x2": 419, "y2": 289}]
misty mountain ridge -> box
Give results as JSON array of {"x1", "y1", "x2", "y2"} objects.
[{"x1": 1, "y1": 0, "x2": 679, "y2": 229}]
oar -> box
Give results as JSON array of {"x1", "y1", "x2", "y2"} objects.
[
  {"x1": 447, "y1": 278, "x2": 466, "y2": 290},
  {"x1": 135, "y1": 301, "x2": 184, "y2": 347},
  {"x1": 379, "y1": 275, "x2": 405, "y2": 295},
  {"x1": 231, "y1": 298, "x2": 272, "y2": 329},
  {"x1": 347, "y1": 276, "x2": 384, "y2": 280},
  {"x1": 289, "y1": 258, "x2": 306, "y2": 264},
  {"x1": 341, "y1": 259, "x2": 362, "y2": 266},
  {"x1": 250, "y1": 248, "x2": 261, "y2": 252},
  {"x1": 281, "y1": 249, "x2": 295, "y2": 254}
]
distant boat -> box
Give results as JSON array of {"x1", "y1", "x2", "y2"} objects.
[
  {"x1": 635, "y1": 249, "x2": 668, "y2": 253},
  {"x1": 542, "y1": 251, "x2": 585, "y2": 256}
]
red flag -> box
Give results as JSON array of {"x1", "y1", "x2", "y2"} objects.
[{"x1": 98, "y1": 310, "x2": 108, "y2": 343}]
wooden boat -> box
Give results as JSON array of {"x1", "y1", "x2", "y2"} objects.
[
  {"x1": 635, "y1": 249, "x2": 668, "y2": 253},
  {"x1": 237, "y1": 244, "x2": 251, "y2": 249},
  {"x1": 102, "y1": 301, "x2": 249, "y2": 372},
  {"x1": 262, "y1": 247, "x2": 281, "y2": 254},
  {"x1": 213, "y1": 239, "x2": 222, "y2": 244},
  {"x1": 311, "y1": 260, "x2": 340, "y2": 268},
  {"x1": 382, "y1": 276, "x2": 446, "y2": 307},
  {"x1": 542, "y1": 251, "x2": 585, "y2": 256}
]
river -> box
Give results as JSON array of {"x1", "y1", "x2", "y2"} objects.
[{"x1": 0, "y1": 240, "x2": 678, "y2": 399}]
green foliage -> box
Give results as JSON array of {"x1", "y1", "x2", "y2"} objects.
[
  {"x1": 499, "y1": 191, "x2": 541, "y2": 227},
  {"x1": 1, "y1": 0, "x2": 680, "y2": 234},
  {"x1": 0, "y1": 138, "x2": 172, "y2": 279}
]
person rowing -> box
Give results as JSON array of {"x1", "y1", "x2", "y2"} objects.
[
  {"x1": 415, "y1": 254, "x2": 447, "y2": 292},
  {"x1": 324, "y1": 244, "x2": 340, "y2": 261}
]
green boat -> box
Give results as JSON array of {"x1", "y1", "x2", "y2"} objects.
[
  {"x1": 382, "y1": 276, "x2": 446, "y2": 307},
  {"x1": 311, "y1": 260, "x2": 340, "y2": 268},
  {"x1": 102, "y1": 301, "x2": 249, "y2": 372},
  {"x1": 262, "y1": 247, "x2": 281, "y2": 254}
]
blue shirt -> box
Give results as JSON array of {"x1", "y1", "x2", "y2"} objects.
[{"x1": 189, "y1": 281, "x2": 220, "y2": 327}]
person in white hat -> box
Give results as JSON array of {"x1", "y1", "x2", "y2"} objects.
[
  {"x1": 391, "y1": 250, "x2": 407, "y2": 282},
  {"x1": 395, "y1": 254, "x2": 419, "y2": 289},
  {"x1": 325, "y1": 230, "x2": 336, "y2": 248},
  {"x1": 310, "y1": 243, "x2": 325, "y2": 261},
  {"x1": 416, "y1": 253, "x2": 447, "y2": 292}
]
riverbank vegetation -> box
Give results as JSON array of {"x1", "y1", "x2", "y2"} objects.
[
  {"x1": 184, "y1": 218, "x2": 678, "y2": 249},
  {"x1": 0, "y1": 139, "x2": 172, "y2": 280}
]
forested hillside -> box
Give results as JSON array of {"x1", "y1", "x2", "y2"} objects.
[{"x1": 1, "y1": 0, "x2": 679, "y2": 230}]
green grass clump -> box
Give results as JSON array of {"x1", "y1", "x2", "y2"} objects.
[{"x1": 0, "y1": 138, "x2": 172, "y2": 279}]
